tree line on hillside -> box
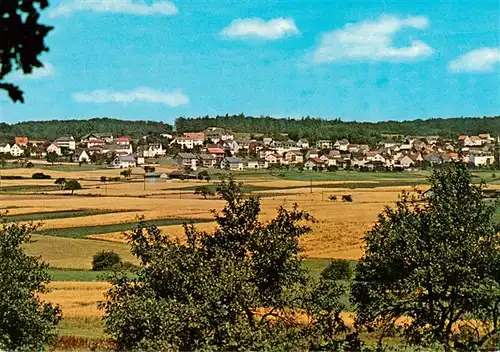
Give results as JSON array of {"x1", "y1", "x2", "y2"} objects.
[
  {"x1": 176, "y1": 114, "x2": 500, "y2": 144},
  {"x1": 0, "y1": 118, "x2": 173, "y2": 141},
  {"x1": 1, "y1": 165, "x2": 499, "y2": 351}
]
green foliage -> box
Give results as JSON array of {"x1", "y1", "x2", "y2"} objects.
[
  {"x1": 352, "y1": 165, "x2": 500, "y2": 350},
  {"x1": 144, "y1": 166, "x2": 155, "y2": 173},
  {"x1": 120, "y1": 169, "x2": 132, "y2": 178},
  {"x1": 197, "y1": 170, "x2": 210, "y2": 181},
  {"x1": 64, "y1": 180, "x2": 82, "y2": 194},
  {"x1": 0, "y1": 118, "x2": 173, "y2": 141},
  {"x1": 92, "y1": 251, "x2": 122, "y2": 271},
  {"x1": 329, "y1": 194, "x2": 337, "y2": 201},
  {"x1": 55, "y1": 177, "x2": 67, "y2": 189},
  {"x1": 32, "y1": 172, "x2": 51, "y2": 179},
  {"x1": 0, "y1": 216, "x2": 61, "y2": 350},
  {"x1": 45, "y1": 152, "x2": 58, "y2": 164},
  {"x1": 101, "y1": 177, "x2": 354, "y2": 351},
  {"x1": 194, "y1": 185, "x2": 215, "y2": 199},
  {"x1": 26, "y1": 161, "x2": 34, "y2": 168},
  {"x1": 0, "y1": 0, "x2": 53, "y2": 103},
  {"x1": 321, "y1": 259, "x2": 353, "y2": 281}
]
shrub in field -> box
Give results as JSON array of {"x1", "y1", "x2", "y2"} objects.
[
  {"x1": 0, "y1": 216, "x2": 61, "y2": 350},
  {"x1": 194, "y1": 185, "x2": 215, "y2": 199},
  {"x1": 32, "y1": 172, "x2": 51, "y2": 179},
  {"x1": 92, "y1": 251, "x2": 122, "y2": 271},
  {"x1": 64, "y1": 180, "x2": 82, "y2": 195},
  {"x1": 26, "y1": 161, "x2": 34, "y2": 168},
  {"x1": 328, "y1": 195, "x2": 337, "y2": 201},
  {"x1": 321, "y1": 259, "x2": 353, "y2": 281},
  {"x1": 342, "y1": 194, "x2": 353, "y2": 202}
]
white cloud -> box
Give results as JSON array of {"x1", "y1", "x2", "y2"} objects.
[
  {"x1": 448, "y1": 47, "x2": 500, "y2": 73},
  {"x1": 73, "y1": 87, "x2": 189, "y2": 106},
  {"x1": 50, "y1": 0, "x2": 178, "y2": 17},
  {"x1": 311, "y1": 15, "x2": 433, "y2": 64},
  {"x1": 220, "y1": 17, "x2": 299, "y2": 40}
]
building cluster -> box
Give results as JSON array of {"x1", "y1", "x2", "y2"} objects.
[
  {"x1": 0, "y1": 129, "x2": 497, "y2": 170},
  {"x1": 171, "y1": 131, "x2": 499, "y2": 171}
]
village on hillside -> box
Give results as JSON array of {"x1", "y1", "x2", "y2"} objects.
[{"x1": 0, "y1": 128, "x2": 498, "y2": 174}]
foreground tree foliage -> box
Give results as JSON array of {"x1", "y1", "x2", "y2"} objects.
[
  {"x1": 1, "y1": 0, "x2": 53, "y2": 102},
  {"x1": 352, "y1": 165, "x2": 500, "y2": 351},
  {"x1": 0, "y1": 216, "x2": 61, "y2": 350},
  {"x1": 101, "y1": 177, "x2": 358, "y2": 351}
]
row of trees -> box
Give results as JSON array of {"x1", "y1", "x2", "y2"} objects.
[{"x1": 1, "y1": 166, "x2": 499, "y2": 350}]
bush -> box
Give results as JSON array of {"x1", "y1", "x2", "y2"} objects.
[
  {"x1": 342, "y1": 194, "x2": 353, "y2": 202},
  {"x1": 32, "y1": 172, "x2": 51, "y2": 179},
  {"x1": 328, "y1": 195, "x2": 337, "y2": 201},
  {"x1": 92, "y1": 251, "x2": 122, "y2": 271},
  {"x1": 26, "y1": 162, "x2": 34, "y2": 168},
  {"x1": 321, "y1": 259, "x2": 353, "y2": 281},
  {"x1": 194, "y1": 186, "x2": 215, "y2": 199}
]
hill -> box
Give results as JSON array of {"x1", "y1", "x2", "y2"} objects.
[
  {"x1": 0, "y1": 118, "x2": 173, "y2": 141},
  {"x1": 175, "y1": 115, "x2": 500, "y2": 144}
]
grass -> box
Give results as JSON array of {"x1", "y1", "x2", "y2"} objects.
[
  {"x1": 56, "y1": 317, "x2": 105, "y2": 339},
  {"x1": 5, "y1": 209, "x2": 130, "y2": 222},
  {"x1": 36, "y1": 217, "x2": 214, "y2": 238}
]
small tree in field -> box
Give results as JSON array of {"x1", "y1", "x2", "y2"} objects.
[
  {"x1": 54, "y1": 177, "x2": 66, "y2": 190},
  {"x1": 120, "y1": 169, "x2": 132, "y2": 179},
  {"x1": 45, "y1": 152, "x2": 58, "y2": 164},
  {"x1": 342, "y1": 194, "x2": 353, "y2": 202},
  {"x1": 321, "y1": 259, "x2": 353, "y2": 281},
  {"x1": 329, "y1": 195, "x2": 337, "y2": 201},
  {"x1": 92, "y1": 251, "x2": 122, "y2": 271},
  {"x1": 352, "y1": 165, "x2": 500, "y2": 351},
  {"x1": 194, "y1": 185, "x2": 215, "y2": 199},
  {"x1": 0, "y1": 216, "x2": 61, "y2": 350},
  {"x1": 101, "y1": 177, "x2": 354, "y2": 351},
  {"x1": 64, "y1": 180, "x2": 82, "y2": 195}
]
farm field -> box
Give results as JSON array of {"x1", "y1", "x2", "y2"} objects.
[{"x1": 2, "y1": 165, "x2": 499, "y2": 345}]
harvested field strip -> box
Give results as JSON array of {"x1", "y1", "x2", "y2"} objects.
[
  {"x1": 36, "y1": 217, "x2": 214, "y2": 238},
  {"x1": 5, "y1": 209, "x2": 131, "y2": 222}
]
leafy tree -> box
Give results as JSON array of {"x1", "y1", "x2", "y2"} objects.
[
  {"x1": 329, "y1": 195, "x2": 337, "y2": 201},
  {"x1": 352, "y1": 165, "x2": 500, "y2": 351},
  {"x1": 197, "y1": 170, "x2": 210, "y2": 181},
  {"x1": 92, "y1": 251, "x2": 122, "y2": 271},
  {"x1": 101, "y1": 177, "x2": 351, "y2": 350},
  {"x1": 64, "y1": 179, "x2": 82, "y2": 195},
  {"x1": 26, "y1": 161, "x2": 34, "y2": 168},
  {"x1": 1, "y1": 0, "x2": 53, "y2": 103},
  {"x1": 0, "y1": 216, "x2": 61, "y2": 350},
  {"x1": 194, "y1": 185, "x2": 215, "y2": 199},
  {"x1": 32, "y1": 172, "x2": 50, "y2": 179},
  {"x1": 120, "y1": 169, "x2": 132, "y2": 178},
  {"x1": 144, "y1": 166, "x2": 155, "y2": 173},
  {"x1": 54, "y1": 177, "x2": 66, "y2": 189},
  {"x1": 321, "y1": 259, "x2": 353, "y2": 281},
  {"x1": 45, "y1": 152, "x2": 58, "y2": 164}
]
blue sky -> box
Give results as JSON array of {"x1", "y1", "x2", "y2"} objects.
[{"x1": 1, "y1": 0, "x2": 499, "y2": 124}]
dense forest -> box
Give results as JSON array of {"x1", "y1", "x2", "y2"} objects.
[
  {"x1": 176, "y1": 114, "x2": 500, "y2": 144},
  {"x1": 0, "y1": 118, "x2": 173, "y2": 141}
]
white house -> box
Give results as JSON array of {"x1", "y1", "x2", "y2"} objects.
[
  {"x1": 0, "y1": 143, "x2": 11, "y2": 154},
  {"x1": 469, "y1": 154, "x2": 495, "y2": 166},
  {"x1": 296, "y1": 139, "x2": 309, "y2": 149},
  {"x1": 9, "y1": 144, "x2": 24, "y2": 157},
  {"x1": 304, "y1": 158, "x2": 325, "y2": 170},
  {"x1": 110, "y1": 155, "x2": 137, "y2": 168},
  {"x1": 316, "y1": 140, "x2": 333, "y2": 150},
  {"x1": 102, "y1": 144, "x2": 133, "y2": 155},
  {"x1": 114, "y1": 137, "x2": 131, "y2": 145},
  {"x1": 54, "y1": 136, "x2": 76, "y2": 150},
  {"x1": 397, "y1": 155, "x2": 415, "y2": 169},
  {"x1": 246, "y1": 160, "x2": 268, "y2": 169},
  {"x1": 141, "y1": 144, "x2": 166, "y2": 158},
  {"x1": 265, "y1": 153, "x2": 282, "y2": 164},
  {"x1": 170, "y1": 136, "x2": 204, "y2": 150},
  {"x1": 174, "y1": 153, "x2": 198, "y2": 170},
  {"x1": 46, "y1": 143, "x2": 62, "y2": 156},
  {"x1": 74, "y1": 149, "x2": 90, "y2": 163},
  {"x1": 221, "y1": 157, "x2": 244, "y2": 171},
  {"x1": 334, "y1": 139, "x2": 350, "y2": 151}
]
